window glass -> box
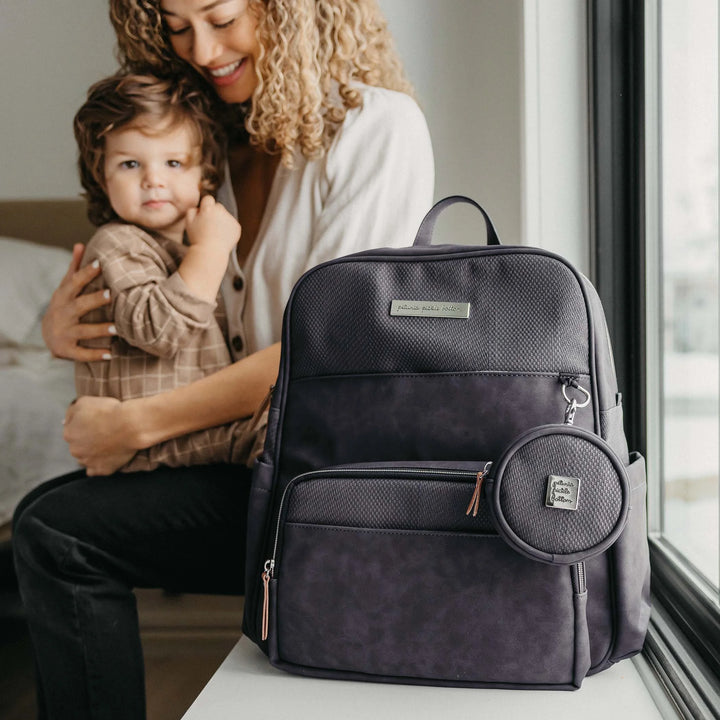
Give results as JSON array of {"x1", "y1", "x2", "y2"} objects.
[{"x1": 655, "y1": 0, "x2": 719, "y2": 587}]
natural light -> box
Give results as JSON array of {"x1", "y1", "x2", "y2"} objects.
[{"x1": 657, "y1": 0, "x2": 719, "y2": 588}]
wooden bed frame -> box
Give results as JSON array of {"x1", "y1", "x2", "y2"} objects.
[{"x1": 0, "y1": 198, "x2": 95, "y2": 250}]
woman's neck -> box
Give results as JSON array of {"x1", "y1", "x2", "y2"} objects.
[{"x1": 228, "y1": 144, "x2": 281, "y2": 266}]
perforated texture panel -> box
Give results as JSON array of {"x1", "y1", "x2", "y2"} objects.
[
  {"x1": 287, "y1": 477, "x2": 494, "y2": 532},
  {"x1": 289, "y1": 252, "x2": 590, "y2": 378},
  {"x1": 498, "y1": 434, "x2": 624, "y2": 555}
]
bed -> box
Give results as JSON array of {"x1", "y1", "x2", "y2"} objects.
[{"x1": 0, "y1": 200, "x2": 96, "y2": 542}]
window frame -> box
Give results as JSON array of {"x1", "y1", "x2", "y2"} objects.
[{"x1": 588, "y1": 0, "x2": 720, "y2": 702}]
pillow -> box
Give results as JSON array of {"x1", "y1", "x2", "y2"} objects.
[{"x1": 0, "y1": 237, "x2": 72, "y2": 348}]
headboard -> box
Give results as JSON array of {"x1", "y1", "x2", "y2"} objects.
[{"x1": 0, "y1": 199, "x2": 95, "y2": 250}]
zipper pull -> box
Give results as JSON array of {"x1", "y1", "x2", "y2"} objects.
[
  {"x1": 261, "y1": 559, "x2": 274, "y2": 641},
  {"x1": 564, "y1": 398, "x2": 579, "y2": 425},
  {"x1": 466, "y1": 463, "x2": 492, "y2": 517}
]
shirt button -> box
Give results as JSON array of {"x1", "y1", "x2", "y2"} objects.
[
  {"x1": 233, "y1": 276, "x2": 244, "y2": 291},
  {"x1": 231, "y1": 335, "x2": 244, "y2": 352}
]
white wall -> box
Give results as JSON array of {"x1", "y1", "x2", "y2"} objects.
[
  {"x1": 0, "y1": 1, "x2": 118, "y2": 198},
  {"x1": 384, "y1": 0, "x2": 589, "y2": 269},
  {"x1": 0, "y1": 0, "x2": 588, "y2": 269},
  {"x1": 522, "y1": 0, "x2": 589, "y2": 271},
  {"x1": 381, "y1": 0, "x2": 524, "y2": 247}
]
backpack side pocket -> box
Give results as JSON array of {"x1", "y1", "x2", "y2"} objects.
[{"x1": 608, "y1": 452, "x2": 651, "y2": 661}]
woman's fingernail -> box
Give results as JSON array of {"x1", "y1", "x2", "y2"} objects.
[
  {"x1": 102, "y1": 353, "x2": 112, "y2": 360},
  {"x1": 103, "y1": 289, "x2": 110, "y2": 300},
  {"x1": 108, "y1": 325, "x2": 117, "y2": 335},
  {"x1": 92, "y1": 259, "x2": 100, "y2": 269}
]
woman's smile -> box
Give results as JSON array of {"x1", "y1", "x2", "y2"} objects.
[{"x1": 207, "y1": 57, "x2": 248, "y2": 87}]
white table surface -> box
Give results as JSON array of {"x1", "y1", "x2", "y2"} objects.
[{"x1": 183, "y1": 636, "x2": 664, "y2": 719}]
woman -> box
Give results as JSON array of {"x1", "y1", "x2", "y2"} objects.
[{"x1": 13, "y1": 0, "x2": 434, "y2": 717}]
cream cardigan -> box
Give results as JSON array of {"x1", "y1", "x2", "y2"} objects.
[{"x1": 217, "y1": 84, "x2": 435, "y2": 359}]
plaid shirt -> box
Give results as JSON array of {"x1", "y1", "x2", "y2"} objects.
[{"x1": 75, "y1": 222, "x2": 263, "y2": 472}]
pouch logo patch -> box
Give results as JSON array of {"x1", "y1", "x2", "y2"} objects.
[
  {"x1": 390, "y1": 300, "x2": 470, "y2": 319},
  {"x1": 545, "y1": 475, "x2": 580, "y2": 511}
]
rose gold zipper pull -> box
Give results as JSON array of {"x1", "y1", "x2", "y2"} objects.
[
  {"x1": 465, "y1": 462, "x2": 492, "y2": 517},
  {"x1": 261, "y1": 559, "x2": 274, "y2": 641}
]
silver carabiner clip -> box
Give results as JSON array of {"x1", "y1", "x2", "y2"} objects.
[
  {"x1": 561, "y1": 382, "x2": 591, "y2": 409},
  {"x1": 561, "y1": 379, "x2": 590, "y2": 425}
]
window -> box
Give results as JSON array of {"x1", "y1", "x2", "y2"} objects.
[
  {"x1": 591, "y1": 0, "x2": 720, "y2": 710},
  {"x1": 646, "y1": 0, "x2": 719, "y2": 592}
]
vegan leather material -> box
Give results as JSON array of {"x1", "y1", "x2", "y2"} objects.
[{"x1": 242, "y1": 196, "x2": 651, "y2": 690}]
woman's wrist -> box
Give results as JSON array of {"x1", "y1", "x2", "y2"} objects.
[
  {"x1": 122, "y1": 396, "x2": 166, "y2": 451},
  {"x1": 126, "y1": 386, "x2": 202, "y2": 449}
]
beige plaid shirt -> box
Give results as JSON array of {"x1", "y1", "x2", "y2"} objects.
[{"x1": 75, "y1": 222, "x2": 263, "y2": 472}]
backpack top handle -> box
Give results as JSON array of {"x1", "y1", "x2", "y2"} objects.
[{"x1": 413, "y1": 195, "x2": 502, "y2": 247}]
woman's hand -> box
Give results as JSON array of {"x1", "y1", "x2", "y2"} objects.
[
  {"x1": 64, "y1": 396, "x2": 138, "y2": 476},
  {"x1": 42, "y1": 243, "x2": 115, "y2": 361}
]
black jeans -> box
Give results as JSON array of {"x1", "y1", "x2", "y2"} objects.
[{"x1": 12, "y1": 463, "x2": 251, "y2": 720}]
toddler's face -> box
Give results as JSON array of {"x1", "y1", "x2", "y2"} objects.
[{"x1": 103, "y1": 117, "x2": 203, "y2": 242}]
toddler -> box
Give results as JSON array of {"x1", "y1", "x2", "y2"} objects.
[{"x1": 73, "y1": 72, "x2": 262, "y2": 471}]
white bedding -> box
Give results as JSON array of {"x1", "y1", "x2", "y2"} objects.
[
  {"x1": 0, "y1": 237, "x2": 80, "y2": 527},
  {"x1": 0, "y1": 350, "x2": 78, "y2": 526}
]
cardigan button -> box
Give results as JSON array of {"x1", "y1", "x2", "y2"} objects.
[
  {"x1": 231, "y1": 335, "x2": 244, "y2": 352},
  {"x1": 233, "y1": 275, "x2": 244, "y2": 291}
]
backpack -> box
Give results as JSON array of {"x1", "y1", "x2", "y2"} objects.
[{"x1": 242, "y1": 196, "x2": 651, "y2": 689}]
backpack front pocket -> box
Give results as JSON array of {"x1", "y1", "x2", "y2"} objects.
[{"x1": 264, "y1": 465, "x2": 591, "y2": 688}]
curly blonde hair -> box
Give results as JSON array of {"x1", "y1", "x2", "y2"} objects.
[{"x1": 109, "y1": 0, "x2": 414, "y2": 165}]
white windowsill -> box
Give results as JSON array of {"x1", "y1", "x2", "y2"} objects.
[{"x1": 182, "y1": 637, "x2": 665, "y2": 719}]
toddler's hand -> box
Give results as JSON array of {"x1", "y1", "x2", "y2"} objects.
[{"x1": 185, "y1": 195, "x2": 241, "y2": 255}]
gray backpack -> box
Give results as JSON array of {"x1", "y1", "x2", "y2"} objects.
[{"x1": 243, "y1": 196, "x2": 651, "y2": 689}]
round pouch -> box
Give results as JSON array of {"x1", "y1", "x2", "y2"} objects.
[{"x1": 487, "y1": 425, "x2": 630, "y2": 565}]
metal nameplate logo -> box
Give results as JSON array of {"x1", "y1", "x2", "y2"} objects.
[
  {"x1": 545, "y1": 475, "x2": 581, "y2": 511},
  {"x1": 390, "y1": 300, "x2": 470, "y2": 319}
]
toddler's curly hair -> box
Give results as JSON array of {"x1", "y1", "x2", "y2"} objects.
[
  {"x1": 74, "y1": 71, "x2": 226, "y2": 226},
  {"x1": 109, "y1": 0, "x2": 413, "y2": 166}
]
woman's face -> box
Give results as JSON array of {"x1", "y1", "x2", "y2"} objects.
[{"x1": 159, "y1": 0, "x2": 262, "y2": 105}]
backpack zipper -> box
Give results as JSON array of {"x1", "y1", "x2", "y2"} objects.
[{"x1": 572, "y1": 562, "x2": 587, "y2": 594}]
